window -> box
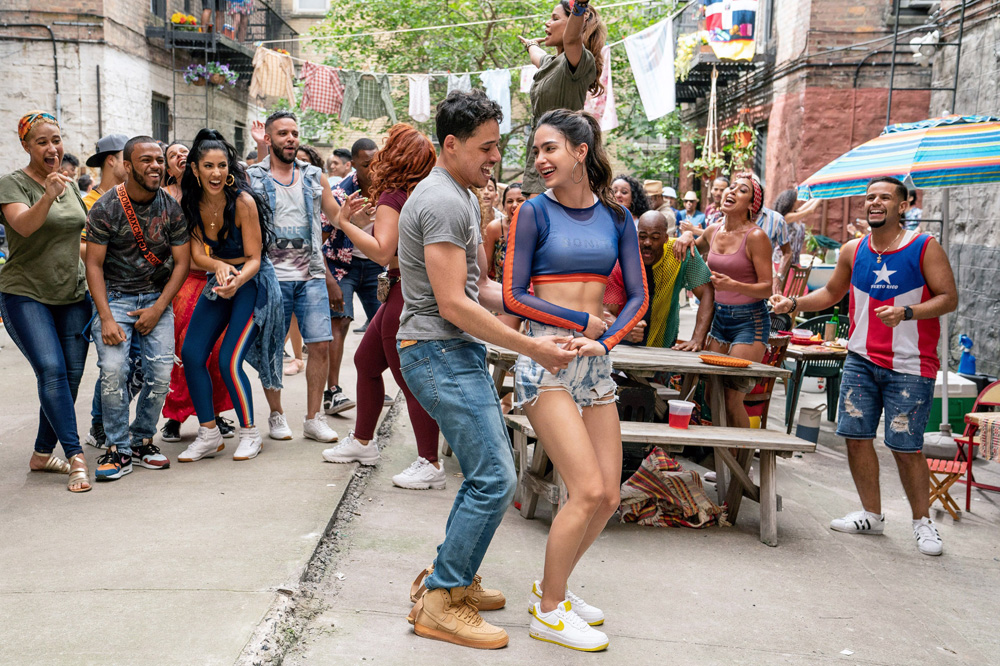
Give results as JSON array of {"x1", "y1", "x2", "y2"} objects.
[
  {"x1": 151, "y1": 0, "x2": 167, "y2": 20},
  {"x1": 233, "y1": 123, "x2": 246, "y2": 158},
  {"x1": 152, "y1": 95, "x2": 170, "y2": 143},
  {"x1": 294, "y1": 0, "x2": 330, "y2": 14}
]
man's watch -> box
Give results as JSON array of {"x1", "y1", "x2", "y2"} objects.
[{"x1": 903, "y1": 305, "x2": 914, "y2": 321}]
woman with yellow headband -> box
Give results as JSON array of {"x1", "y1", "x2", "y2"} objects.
[{"x1": 0, "y1": 111, "x2": 93, "y2": 492}]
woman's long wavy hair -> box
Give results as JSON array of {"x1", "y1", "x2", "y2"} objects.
[
  {"x1": 368, "y1": 124, "x2": 437, "y2": 202},
  {"x1": 536, "y1": 109, "x2": 626, "y2": 223},
  {"x1": 558, "y1": 0, "x2": 607, "y2": 97},
  {"x1": 613, "y1": 173, "x2": 651, "y2": 219},
  {"x1": 180, "y1": 128, "x2": 275, "y2": 255}
]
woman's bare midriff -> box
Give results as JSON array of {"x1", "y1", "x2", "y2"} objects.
[{"x1": 533, "y1": 281, "x2": 606, "y2": 322}]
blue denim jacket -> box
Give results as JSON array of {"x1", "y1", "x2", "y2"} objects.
[{"x1": 247, "y1": 156, "x2": 327, "y2": 280}]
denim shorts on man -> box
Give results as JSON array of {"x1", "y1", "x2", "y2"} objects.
[
  {"x1": 836, "y1": 352, "x2": 935, "y2": 452},
  {"x1": 709, "y1": 300, "x2": 770, "y2": 347},
  {"x1": 279, "y1": 279, "x2": 333, "y2": 343},
  {"x1": 330, "y1": 256, "x2": 381, "y2": 322},
  {"x1": 513, "y1": 321, "x2": 617, "y2": 411}
]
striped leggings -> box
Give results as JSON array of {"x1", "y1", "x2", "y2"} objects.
[{"x1": 182, "y1": 281, "x2": 259, "y2": 428}]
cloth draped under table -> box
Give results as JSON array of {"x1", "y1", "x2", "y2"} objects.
[
  {"x1": 979, "y1": 414, "x2": 1000, "y2": 463},
  {"x1": 619, "y1": 447, "x2": 723, "y2": 528}
]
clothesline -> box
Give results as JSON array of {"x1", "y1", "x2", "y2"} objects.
[{"x1": 256, "y1": 0, "x2": 661, "y2": 45}]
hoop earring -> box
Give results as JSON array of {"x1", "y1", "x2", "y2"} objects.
[
  {"x1": 195, "y1": 174, "x2": 202, "y2": 188},
  {"x1": 226, "y1": 174, "x2": 235, "y2": 187},
  {"x1": 571, "y1": 160, "x2": 585, "y2": 184}
]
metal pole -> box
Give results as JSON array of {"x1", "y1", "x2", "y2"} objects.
[
  {"x1": 938, "y1": 188, "x2": 951, "y2": 435},
  {"x1": 886, "y1": 0, "x2": 901, "y2": 127},
  {"x1": 96, "y1": 65, "x2": 102, "y2": 137}
]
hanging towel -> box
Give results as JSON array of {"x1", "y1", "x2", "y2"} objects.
[
  {"x1": 447, "y1": 73, "x2": 471, "y2": 94},
  {"x1": 301, "y1": 61, "x2": 345, "y2": 115},
  {"x1": 339, "y1": 71, "x2": 398, "y2": 126},
  {"x1": 584, "y1": 46, "x2": 619, "y2": 131},
  {"x1": 407, "y1": 74, "x2": 431, "y2": 123},
  {"x1": 704, "y1": 0, "x2": 758, "y2": 61},
  {"x1": 480, "y1": 69, "x2": 511, "y2": 134},
  {"x1": 519, "y1": 65, "x2": 538, "y2": 94},
  {"x1": 250, "y1": 46, "x2": 296, "y2": 108},
  {"x1": 624, "y1": 19, "x2": 676, "y2": 122}
]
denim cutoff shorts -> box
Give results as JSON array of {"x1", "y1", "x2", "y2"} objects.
[
  {"x1": 836, "y1": 352, "x2": 935, "y2": 452},
  {"x1": 709, "y1": 300, "x2": 770, "y2": 347},
  {"x1": 513, "y1": 321, "x2": 617, "y2": 412}
]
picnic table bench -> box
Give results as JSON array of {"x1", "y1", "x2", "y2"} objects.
[{"x1": 505, "y1": 414, "x2": 816, "y2": 547}]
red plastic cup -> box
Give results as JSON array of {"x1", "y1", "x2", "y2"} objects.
[{"x1": 668, "y1": 400, "x2": 695, "y2": 429}]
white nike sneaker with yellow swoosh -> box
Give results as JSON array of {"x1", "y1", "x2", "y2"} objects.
[
  {"x1": 529, "y1": 600, "x2": 609, "y2": 651},
  {"x1": 528, "y1": 580, "x2": 605, "y2": 626}
]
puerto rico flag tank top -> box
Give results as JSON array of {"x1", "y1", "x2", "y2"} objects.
[{"x1": 847, "y1": 230, "x2": 940, "y2": 378}]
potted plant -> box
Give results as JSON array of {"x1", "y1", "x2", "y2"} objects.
[
  {"x1": 722, "y1": 122, "x2": 756, "y2": 171},
  {"x1": 170, "y1": 12, "x2": 199, "y2": 31},
  {"x1": 684, "y1": 151, "x2": 727, "y2": 181},
  {"x1": 205, "y1": 62, "x2": 239, "y2": 88},
  {"x1": 184, "y1": 63, "x2": 209, "y2": 86}
]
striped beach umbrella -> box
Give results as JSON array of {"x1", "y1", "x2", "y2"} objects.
[{"x1": 797, "y1": 114, "x2": 1000, "y2": 200}]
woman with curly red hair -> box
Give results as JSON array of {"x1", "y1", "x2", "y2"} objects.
[{"x1": 321, "y1": 125, "x2": 444, "y2": 490}]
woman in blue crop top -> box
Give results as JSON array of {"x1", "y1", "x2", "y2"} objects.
[
  {"x1": 503, "y1": 109, "x2": 647, "y2": 649},
  {"x1": 178, "y1": 129, "x2": 281, "y2": 463}
]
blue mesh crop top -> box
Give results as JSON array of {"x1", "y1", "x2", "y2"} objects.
[{"x1": 502, "y1": 192, "x2": 648, "y2": 351}]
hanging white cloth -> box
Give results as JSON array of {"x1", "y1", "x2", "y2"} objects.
[
  {"x1": 447, "y1": 73, "x2": 472, "y2": 94},
  {"x1": 624, "y1": 19, "x2": 676, "y2": 121},
  {"x1": 519, "y1": 65, "x2": 538, "y2": 93},
  {"x1": 407, "y1": 74, "x2": 431, "y2": 123},
  {"x1": 480, "y1": 69, "x2": 512, "y2": 134},
  {"x1": 584, "y1": 46, "x2": 619, "y2": 131}
]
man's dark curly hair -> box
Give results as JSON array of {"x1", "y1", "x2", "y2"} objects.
[{"x1": 435, "y1": 90, "x2": 504, "y2": 143}]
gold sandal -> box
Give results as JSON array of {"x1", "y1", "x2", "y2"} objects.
[
  {"x1": 67, "y1": 454, "x2": 92, "y2": 493},
  {"x1": 30, "y1": 452, "x2": 71, "y2": 474}
]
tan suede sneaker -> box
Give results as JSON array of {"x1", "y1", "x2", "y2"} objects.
[
  {"x1": 410, "y1": 587, "x2": 509, "y2": 650},
  {"x1": 409, "y1": 566, "x2": 506, "y2": 611}
]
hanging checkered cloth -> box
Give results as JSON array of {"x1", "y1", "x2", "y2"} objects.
[
  {"x1": 301, "y1": 61, "x2": 345, "y2": 115},
  {"x1": 979, "y1": 414, "x2": 1000, "y2": 463}
]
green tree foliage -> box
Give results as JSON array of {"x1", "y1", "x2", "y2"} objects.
[{"x1": 305, "y1": 0, "x2": 688, "y2": 179}]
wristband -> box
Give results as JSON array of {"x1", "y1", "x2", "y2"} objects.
[
  {"x1": 789, "y1": 295, "x2": 798, "y2": 311},
  {"x1": 570, "y1": 0, "x2": 589, "y2": 16}
]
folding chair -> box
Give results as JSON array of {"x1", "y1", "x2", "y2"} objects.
[
  {"x1": 954, "y1": 379, "x2": 1000, "y2": 511},
  {"x1": 744, "y1": 334, "x2": 791, "y2": 429},
  {"x1": 781, "y1": 264, "x2": 812, "y2": 299},
  {"x1": 927, "y1": 458, "x2": 967, "y2": 520}
]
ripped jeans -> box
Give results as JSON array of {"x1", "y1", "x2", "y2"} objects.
[
  {"x1": 91, "y1": 292, "x2": 175, "y2": 455},
  {"x1": 513, "y1": 321, "x2": 617, "y2": 412}
]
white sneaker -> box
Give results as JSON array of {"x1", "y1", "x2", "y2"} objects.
[
  {"x1": 268, "y1": 411, "x2": 293, "y2": 440},
  {"x1": 529, "y1": 600, "x2": 609, "y2": 652},
  {"x1": 303, "y1": 412, "x2": 339, "y2": 443},
  {"x1": 177, "y1": 426, "x2": 224, "y2": 462},
  {"x1": 913, "y1": 517, "x2": 943, "y2": 556},
  {"x1": 322, "y1": 432, "x2": 379, "y2": 465},
  {"x1": 528, "y1": 580, "x2": 604, "y2": 626},
  {"x1": 830, "y1": 510, "x2": 885, "y2": 534},
  {"x1": 392, "y1": 457, "x2": 446, "y2": 490},
  {"x1": 233, "y1": 426, "x2": 263, "y2": 461}
]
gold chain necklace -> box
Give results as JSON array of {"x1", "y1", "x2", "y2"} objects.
[
  {"x1": 871, "y1": 227, "x2": 904, "y2": 263},
  {"x1": 202, "y1": 199, "x2": 225, "y2": 230}
]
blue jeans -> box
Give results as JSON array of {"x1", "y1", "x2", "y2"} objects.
[
  {"x1": 90, "y1": 336, "x2": 143, "y2": 426},
  {"x1": 331, "y1": 257, "x2": 381, "y2": 322},
  {"x1": 279, "y1": 279, "x2": 333, "y2": 343},
  {"x1": 0, "y1": 291, "x2": 91, "y2": 457},
  {"x1": 836, "y1": 352, "x2": 935, "y2": 452},
  {"x1": 398, "y1": 339, "x2": 517, "y2": 590},
  {"x1": 91, "y1": 292, "x2": 175, "y2": 455}
]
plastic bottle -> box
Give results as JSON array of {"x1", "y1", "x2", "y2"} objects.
[{"x1": 825, "y1": 307, "x2": 839, "y2": 342}]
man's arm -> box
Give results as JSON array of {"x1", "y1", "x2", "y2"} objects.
[
  {"x1": 771, "y1": 239, "x2": 858, "y2": 314},
  {"x1": 318, "y1": 173, "x2": 342, "y2": 223},
  {"x1": 675, "y1": 281, "x2": 714, "y2": 351},
  {"x1": 84, "y1": 241, "x2": 126, "y2": 345},
  {"x1": 874, "y1": 237, "x2": 957, "y2": 328},
  {"x1": 475, "y1": 242, "x2": 503, "y2": 312},
  {"x1": 426, "y1": 242, "x2": 574, "y2": 373}
]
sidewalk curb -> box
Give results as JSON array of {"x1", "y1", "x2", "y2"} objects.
[{"x1": 235, "y1": 391, "x2": 404, "y2": 666}]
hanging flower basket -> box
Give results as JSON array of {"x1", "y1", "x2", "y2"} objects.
[
  {"x1": 184, "y1": 62, "x2": 239, "y2": 90},
  {"x1": 170, "y1": 13, "x2": 200, "y2": 31},
  {"x1": 208, "y1": 73, "x2": 226, "y2": 86},
  {"x1": 733, "y1": 130, "x2": 752, "y2": 148},
  {"x1": 191, "y1": 76, "x2": 208, "y2": 86}
]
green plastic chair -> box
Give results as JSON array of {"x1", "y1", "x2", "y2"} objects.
[{"x1": 784, "y1": 314, "x2": 850, "y2": 423}]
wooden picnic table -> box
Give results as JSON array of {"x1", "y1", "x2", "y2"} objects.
[
  {"x1": 486, "y1": 344, "x2": 794, "y2": 528},
  {"x1": 783, "y1": 343, "x2": 849, "y2": 434}
]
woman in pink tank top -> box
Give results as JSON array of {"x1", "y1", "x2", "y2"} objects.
[{"x1": 691, "y1": 172, "x2": 773, "y2": 428}]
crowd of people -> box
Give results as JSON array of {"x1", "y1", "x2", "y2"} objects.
[{"x1": 1, "y1": 0, "x2": 959, "y2": 655}]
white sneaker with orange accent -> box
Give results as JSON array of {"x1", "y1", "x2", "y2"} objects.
[{"x1": 529, "y1": 600, "x2": 608, "y2": 652}]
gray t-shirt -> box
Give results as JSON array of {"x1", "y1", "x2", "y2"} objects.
[{"x1": 397, "y1": 167, "x2": 482, "y2": 341}]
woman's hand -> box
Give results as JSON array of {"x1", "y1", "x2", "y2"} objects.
[
  {"x1": 709, "y1": 271, "x2": 738, "y2": 292},
  {"x1": 567, "y1": 337, "x2": 606, "y2": 357},
  {"x1": 214, "y1": 262, "x2": 240, "y2": 288},
  {"x1": 583, "y1": 313, "x2": 608, "y2": 340},
  {"x1": 518, "y1": 35, "x2": 543, "y2": 50},
  {"x1": 338, "y1": 191, "x2": 368, "y2": 230},
  {"x1": 673, "y1": 230, "x2": 696, "y2": 260},
  {"x1": 44, "y1": 172, "x2": 73, "y2": 201}
]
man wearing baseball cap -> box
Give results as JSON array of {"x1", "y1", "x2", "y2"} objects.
[{"x1": 83, "y1": 133, "x2": 129, "y2": 210}]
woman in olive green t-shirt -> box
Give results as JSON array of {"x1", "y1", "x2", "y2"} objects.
[
  {"x1": 0, "y1": 112, "x2": 92, "y2": 493},
  {"x1": 519, "y1": 0, "x2": 606, "y2": 195}
]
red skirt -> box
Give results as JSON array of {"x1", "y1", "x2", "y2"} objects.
[{"x1": 161, "y1": 272, "x2": 234, "y2": 422}]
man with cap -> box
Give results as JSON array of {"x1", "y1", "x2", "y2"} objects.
[
  {"x1": 676, "y1": 190, "x2": 706, "y2": 236},
  {"x1": 83, "y1": 134, "x2": 129, "y2": 211},
  {"x1": 662, "y1": 186, "x2": 678, "y2": 213}
]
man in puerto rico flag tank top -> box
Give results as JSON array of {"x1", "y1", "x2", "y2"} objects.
[{"x1": 770, "y1": 177, "x2": 957, "y2": 556}]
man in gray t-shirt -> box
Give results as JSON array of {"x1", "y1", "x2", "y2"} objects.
[{"x1": 390, "y1": 91, "x2": 574, "y2": 650}]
